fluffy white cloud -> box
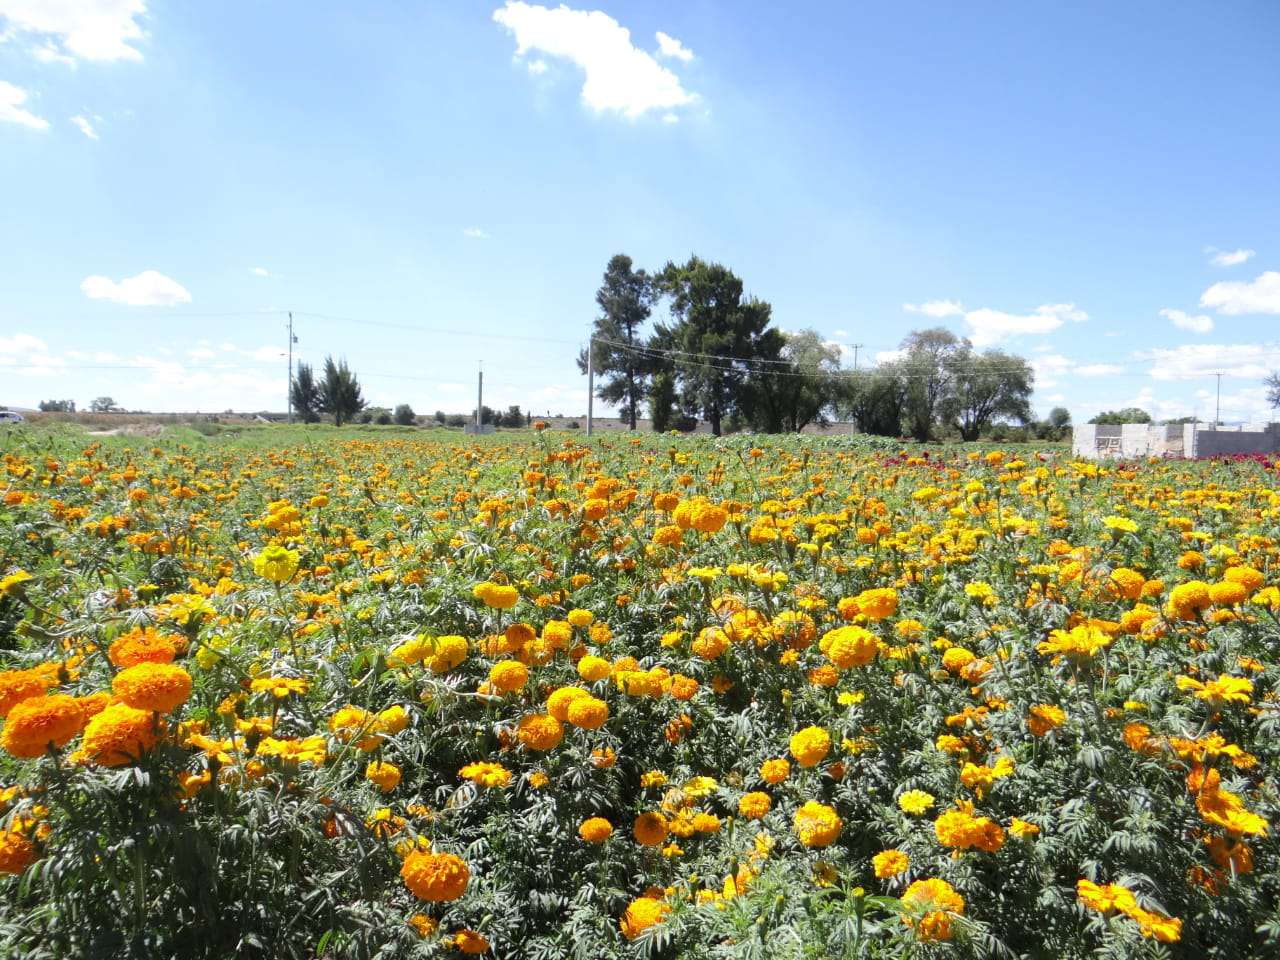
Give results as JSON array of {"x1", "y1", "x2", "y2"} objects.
[
  {"x1": 874, "y1": 348, "x2": 906, "y2": 364},
  {"x1": 249, "y1": 266, "x2": 269, "y2": 277},
  {"x1": 654, "y1": 30, "x2": 693, "y2": 62},
  {"x1": 1139, "y1": 342, "x2": 1279, "y2": 381},
  {"x1": 0, "y1": 0, "x2": 147, "y2": 62},
  {"x1": 463, "y1": 226, "x2": 491, "y2": 239},
  {"x1": 1159, "y1": 308, "x2": 1212, "y2": 334},
  {"x1": 902, "y1": 299, "x2": 963, "y2": 318},
  {"x1": 1207, "y1": 247, "x2": 1255, "y2": 267},
  {"x1": 962, "y1": 303, "x2": 1086, "y2": 347},
  {"x1": 70, "y1": 114, "x2": 98, "y2": 139},
  {"x1": 80, "y1": 270, "x2": 191, "y2": 306},
  {"x1": 493, "y1": 2, "x2": 697, "y2": 119},
  {"x1": 0, "y1": 80, "x2": 47, "y2": 129},
  {"x1": 1200, "y1": 271, "x2": 1280, "y2": 315}
]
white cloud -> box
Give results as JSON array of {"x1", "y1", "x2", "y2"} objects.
[
  {"x1": 1200, "y1": 271, "x2": 1280, "y2": 315},
  {"x1": 1207, "y1": 247, "x2": 1255, "y2": 268},
  {"x1": 1075, "y1": 363, "x2": 1124, "y2": 377},
  {"x1": 70, "y1": 114, "x2": 97, "y2": 139},
  {"x1": 0, "y1": 80, "x2": 47, "y2": 129},
  {"x1": 31, "y1": 42, "x2": 74, "y2": 66},
  {"x1": 963, "y1": 303, "x2": 1086, "y2": 347},
  {"x1": 80, "y1": 270, "x2": 191, "y2": 306},
  {"x1": 249, "y1": 266, "x2": 269, "y2": 277},
  {"x1": 526, "y1": 58, "x2": 548, "y2": 75},
  {"x1": 493, "y1": 2, "x2": 697, "y2": 119},
  {"x1": 463, "y1": 226, "x2": 491, "y2": 239},
  {"x1": 654, "y1": 30, "x2": 693, "y2": 62},
  {"x1": 1159, "y1": 307, "x2": 1212, "y2": 334},
  {"x1": 832, "y1": 329, "x2": 849, "y2": 339},
  {"x1": 874, "y1": 348, "x2": 906, "y2": 364},
  {"x1": 903, "y1": 299, "x2": 963, "y2": 318},
  {"x1": 0, "y1": 0, "x2": 147, "y2": 63},
  {"x1": 1139, "y1": 342, "x2": 1280, "y2": 381},
  {"x1": 0, "y1": 332, "x2": 66, "y2": 376}
]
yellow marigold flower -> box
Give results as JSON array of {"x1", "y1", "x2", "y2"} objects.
[
  {"x1": 964, "y1": 582, "x2": 997, "y2": 606},
  {"x1": 738, "y1": 791, "x2": 771, "y2": 820},
  {"x1": 459, "y1": 761, "x2": 512, "y2": 788},
  {"x1": 1109, "y1": 567, "x2": 1146, "y2": 600},
  {"x1": 898, "y1": 790, "x2": 935, "y2": 815},
  {"x1": 0, "y1": 570, "x2": 34, "y2": 597},
  {"x1": 567, "y1": 608, "x2": 594, "y2": 628},
  {"x1": 566, "y1": 696, "x2": 609, "y2": 730},
  {"x1": 793, "y1": 800, "x2": 841, "y2": 848},
  {"x1": 1176, "y1": 673, "x2": 1253, "y2": 706},
  {"x1": 253, "y1": 544, "x2": 300, "y2": 583},
  {"x1": 407, "y1": 914, "x2": 437, "y2": 938},
  {"x1": 1010, "y1": 818, "x2": 1040, "y2": 839},
  {"x1": 1103, "y1": 515, "x2": 1138, "y2": 534},
  {"x1": 112, "y1": 663, "x2": 192, "y2": 714},
  {"x1": 1027, "y1": 704, "x2": 1066, "y2": 736},
  {"x1": 820, "y1": 625, "x2": 879, "y2": 669},
  {"x1": 872, "y1": 849, "x2": 909, "y2": 879},
  {"x1": 934, "y1": 801, "x2": 1005, "y2": 852},
  {"x1": 576, "y1": 655, "x2": 611, "y2": 682},
  {"x1": 1166, "y1": 580, "x2": 1212, "y2": 619},
  {"x1": 472, "y1": 581, "x2": 519, "y2": 610},
  {"x1": 488, "y1": 660, "x2": 529, "y2": 694},
  {"x1": 857, "y1": 588, "x2": 898, "y2": 621},
  {"x1": 365, "y1": 760, "x2": 402, "y2": 792},
  {"x1": 546, "y1": 686, "x2": 589, "y2": 722},
  {"x1": 789, "y1": 726, "x2": 831, "y2": 768},
  {"x1": 1037, "y1": 624, "x2": 1111, "y2": 659},
  {"x1": 578, "y1": 816, "x2": 613, "y2": 843},
  {"x1": 427, "y1": 635, "x2": 468, "y2": 674},
  {"x1": 941, "y1": 647, "x2": 976, "y2": 674},
  {"x1": 760, "y1": 758, "x2": 790, "y2": 784},
  {"x1": 619, "y1": 895, "x2": 670, "y2": 941},
  {"x1": 400, "y1": 849, "x2": 469, "y2": 901},
  {"x1": 81, "y1": 702, "x2": 159, "y2": 766},
  {"x1": 691, "y1": 626, "x2": 729, "y2": 659},
  {"x1": 1, "y1": 694, "x2": 85, "y2": 757},
  {"x1": 633, "y1": 811, "x2": 669, "y2": 846},
  {"x1": 902, "y1": 878, "x2": 964, "y2": 942},
  {"x1": 249, "y1": 676, "x2": 308, "y2": 699}
]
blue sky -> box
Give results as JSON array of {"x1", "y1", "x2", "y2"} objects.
[{"x1": 2, "y1": 1, "x2": 1278, "y2": 423}]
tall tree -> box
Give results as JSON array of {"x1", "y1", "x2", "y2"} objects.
[
  {"x1": 1089, "y1": 408, "x2": 1151, "y2": 425},
  {"x1": 942, "y1": 348, "x2": 1034, "y2": 440},
  {"x1": 654, "y1": 257, "x2": 774, "y2": 436},
  {"x1": 648, "y1": 367, "x2": 677, "y2": 432},
  {"x1": 290, "y1": 362, "x2": 321, "y2": 423},
  {"x1": 577, "y1": 254, "x2": 654, "y2": 430},
  {"x1": 901, "y1": 327, "x2": 965, "y2": 441},
  {"x1": 744, "y1": 329, "x2": 843, "y2": 432},
  {"x1": 318, "y1": 356, "x2": 365, "y2": 426},
  {"x1": 840, "y1": 364, "x2": 909, "y2": 436},
  {"x1": 1265, "y1": 371, "x2": 1280, "y2": 412}
]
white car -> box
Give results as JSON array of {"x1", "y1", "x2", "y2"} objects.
[{"x1": 0, "y1": 411, "x2": 25, "y2": 423}]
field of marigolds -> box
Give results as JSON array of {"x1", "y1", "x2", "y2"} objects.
[{"x1": 1, "y1": 425, "x2": 1279, "y2": 959}]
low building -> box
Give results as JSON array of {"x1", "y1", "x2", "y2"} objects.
[{"x1": 1072, "y1": 422, "x2": 1280, "y2": 459}]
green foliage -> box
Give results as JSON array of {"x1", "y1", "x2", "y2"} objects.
[
  {"x1": 318, "y1": 356, "x2": 366, "y2": 427},
  {"x1": 1090, "y1": 408, "x2": 1152, "y2": 425}
]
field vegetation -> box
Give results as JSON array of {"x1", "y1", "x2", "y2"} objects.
[{"x1": 0, "y1": 424, "x2": 1276, "y2": 958}]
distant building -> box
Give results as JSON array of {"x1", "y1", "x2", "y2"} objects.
[{"x1": 1073, "y1": 422, "x2": 1280, "y2": 459}]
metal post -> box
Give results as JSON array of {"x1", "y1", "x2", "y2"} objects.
[
  {"x1": 1215, "y1": 372, "x2": 1222, "y2": 429},
  {"x1": 287, "y1": 312, "x2": 295, "y2": 424},
  {"x1": 852, "y1": 342, "x2": 863, "y2": 370},
  {"x1": 586, "y1": 336, "x2": 594, "y2": 437},
  {"x1": 476, "y1": 362, "x2": 483, "y2": 428}
]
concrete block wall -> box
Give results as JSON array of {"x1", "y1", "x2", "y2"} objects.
[{"x1": 1073, "y1": 422, "x2": 1280, "y2": 459}]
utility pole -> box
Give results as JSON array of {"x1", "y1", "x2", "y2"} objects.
[
  {"x1": 287, "y1": 312, "x2": 297, "y2": 424},
  {"x1": 476, "y1": 362, "x2": 483, "y2": 429},
  {"x1": 852, "y1": 343, "x2": 863, "y2": 371},
  {"x1": 1215, "y1": 372, "x2": 1222, "y2": 429},
  {"x1": 586, "y1": 336, "x2": 594, "y2": 437}
]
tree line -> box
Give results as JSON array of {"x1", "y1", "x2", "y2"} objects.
[{"x1": 579, "y1": 253, "x2": 1041, "y2": 439}]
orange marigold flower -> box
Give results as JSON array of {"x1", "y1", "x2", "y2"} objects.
[
  {"x1": 112, "y1": 662, "x2": 192, "y2": 713},
  {"x1": 619, "y1": 895, "x2": 670, "y2": 941},
  {"x1": 401, "y1": 849, "x2": 469, "y2": 901},
  {"x1": 1, "y1": 693, "x2": 85, "y2": 757},
  {"x1": 81, "y1": 702, "x2": 160, "y2": 767},
  {"x1": 578, "y1": 817, "x2": 613, "y2": 843},
  {"x1": 789, "y1": 726, "x2": 831, "y2": 768}
]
